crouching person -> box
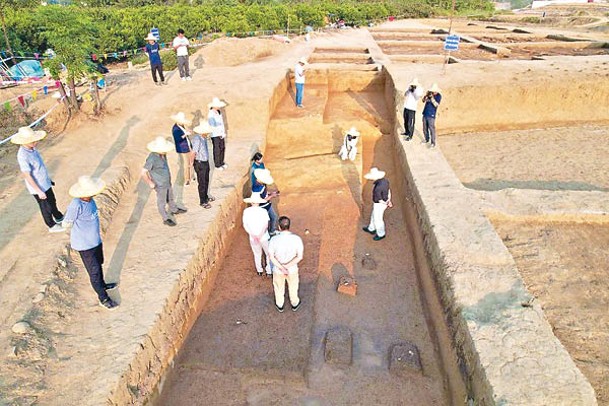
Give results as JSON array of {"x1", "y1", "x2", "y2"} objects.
[
  {"x1": 63, "y1": 176, "x2": 118, "y2": 310},
  {"x1": 339, "y1": 127, "x2": 359, "y2": 161}
]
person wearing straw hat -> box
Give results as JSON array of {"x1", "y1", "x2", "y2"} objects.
[
  {"x1": 207, "y1": 97, "x2": 228, "y2": 170},
  {"x1": 191, "y1": 122, "x2": 215, "y2": 209},
  {"x1": 338, "y1": 126, "x2": 360, "y2": 161},
  {"x1": 421, "y1": 83, "x2": 442, "y2": 148},
  {"x1": 144, "y1": 32, "x2": 166, "y2": 86},
  {"x1": 242, "y1": 192, "x2": 272, "y2": 277},
  {"x1": 362, "y1": 167, "x2": 392, "y2": 241},
  {"x1": 252, "y1": 168, "x2": 279, "y2": 235},
  {"x1": 13, "y1": 126, "x2": 64, "y2": 233},
  {"x1": 142, "y1": 136, "x2": 188, "y2": 227},
  {"x1": 402, "y1": 78, "x2": 424, "y2": 141},
  {"x1": 294, "y1": 57, "x2": 307, "y2": 108},
  {"x1": 170, "y1": 111, "x2": 195, "y2": 186},
  {"x1": 269, "y1": 216, "x2": 303, "y2": 313},
  {"x1": 62, "y1": 176, "x2": 118, "y2": 310}
]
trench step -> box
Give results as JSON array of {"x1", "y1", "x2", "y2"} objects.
[
  {"x1": 389, "y1": 342, "x2": 422, "y2": 374},
  {"x1": 324, "y1": 327, "x2": 353, "y2": 366}
]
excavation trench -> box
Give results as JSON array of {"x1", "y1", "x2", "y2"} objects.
[{"x1": 154, "y1": 69, "x2": 467, "y2": 404}]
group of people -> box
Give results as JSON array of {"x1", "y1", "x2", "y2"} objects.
[
  {"x1": 402, "y1": 78, "x2": 442, "y2": 148},
  {"x1": 12, "y1": 94, "x2": 231, "y2": 310},
  {"x1": 242, "y1": 156, "x2": 304, "y2": 312},
  {"x1": 144, "y1": 28, "x2": 193, "y2": 86}
]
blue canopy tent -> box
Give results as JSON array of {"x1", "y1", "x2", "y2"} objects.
[{"x1": 8, "y1": 60, "x2": 45, "y2": 81}]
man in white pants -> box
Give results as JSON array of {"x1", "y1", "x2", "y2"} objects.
[
  {"x1": 362, "y1": 167, "x2": 392, "y2": 241},
  {"x1": 269, "y1": 216, "x2": 304, "y2": 313},
  {"x1": 338, "y1": 127, "x2": 359, "y2": 161},
  {"x1": 242, "y1": 192, "x2": 272, "y2": 277}
]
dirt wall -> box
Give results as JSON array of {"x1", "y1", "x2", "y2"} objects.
[
  {"x1": 439, "y1": 78, "x2": 609, "y2": 133},
  {"x1": 107, "y1": 75, "x2": 291, "y2": 405},
  {"x1": 385, "y1": 67, "x2": 598, "y2": 404}
]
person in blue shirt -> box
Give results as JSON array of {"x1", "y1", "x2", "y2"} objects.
[
  {"x1": 144, "y1": 33, "x2": 165, "y2": 86},
  {"x1": 250, "y1": 152, "x2": 265, "y2": 190},
  {"x1": 252, "y1": 168, "x2": 279, "y2": 235},
  {"x1": 63, "y1": 176, "x2": 118, "y2": 310},
  {"x1": 422, "y1": 83, "x2": 442, "y2": 148},
  {"x1": 12, "y1": 126, "x2": 64, "y2": 233},
  {"x1": 170, "y1": 111, "x2": 194, "y2": 186}
]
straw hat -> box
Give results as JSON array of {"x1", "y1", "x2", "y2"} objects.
[
  {"x1": 11, "y1": 126, "x2": 47, "y2": 145},
  {"x1": 345, "y1": 127, "x2": 360, "y2": 137},
  {"x1": 193, "y1": 122, "x2": 212, "y2": 135},
  {"x1": 207, "y1": 97, "x2": 227, "y2": 109},
  {"x1": 364, "y1": 167, "x2": 386, "y2": 181},
  {"x1": 69, "y1": 176, "x2": 106, "y2": 198},
  {"x1": 408, "y1": 78, "x2": 420, "y2": 87},
  {"x1": 429, "y1": 83, "x2": 441, "y2": 93},
  {"x1": 170, "y1": 112, "x2": 192, "y2": 126},
  {"x1": 243, "y1": 192, "x2": 267, "y2": 204},
  {"x1": 147, "y1": 136, "x2": 174, "y2": 153},
  {"x1": 144, "y1": 33, "x2": 157, "y2": 41},
  {"x1": 298, "y1": 57, "x2": 308, "y2": 65},
  {"x1": 253, "y1": 168, "x2": 274, "y2": 185}
]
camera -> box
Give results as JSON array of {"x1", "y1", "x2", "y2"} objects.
[
  {"x1": 408, "y1": 85, "x2": 416, "y2": 92},
  {"x1": 424, "y1": 91, "x2": 433, "y2": 101},
  {"x1": 347, "y1": 134, "x2": 357, "y2": 141}
]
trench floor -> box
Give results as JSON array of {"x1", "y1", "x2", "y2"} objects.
[{"x1": 159, "y1": 82, "x2": 452, "y2": 405}]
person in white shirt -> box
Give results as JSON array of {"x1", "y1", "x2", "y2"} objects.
[
  {"x1": 207, "y1": 97, "x2": 228, "y2": 170},
  {"x1": 294, "y1": 57, "x2": 307, "y2": 108},
  {"x1": 402, "y1": 78, "x2": 424, "y2": 141},
  {"x1": 338, "y1": 127, "x2": 359, "y2": 161},
  {"x1": 173, "y1": 28, "x2": 191, "y2": 81},
  {"x1": 269, "y1": 216, "x2": 304, "y2": 312},
  {"x1": 242, "y1": 192, "x2": 272, "y2": 277}
]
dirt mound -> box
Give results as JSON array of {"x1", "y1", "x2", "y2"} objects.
[{"x1": 200, "y1": 36, "x2": 290, "y2": 67}]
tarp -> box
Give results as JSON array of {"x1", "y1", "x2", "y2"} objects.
[{"x1": 8, "y1": 60, "x2": 45, "y2": 81}]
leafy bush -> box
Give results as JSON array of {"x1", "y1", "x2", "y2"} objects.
[{"x1": 5, "y1": 0, "x2": 493, "y2": 57}]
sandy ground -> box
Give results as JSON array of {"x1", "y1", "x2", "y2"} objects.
[
  {"x1": 0, "y1": 16, "x2": 608, "y2": 405},
  {"x1": 158, "y1": 82, "x2": 463, "y2": 404}
]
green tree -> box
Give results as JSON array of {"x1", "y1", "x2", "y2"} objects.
[
  {"x1": 0, "y1": 0, "x2": 38, "y2": 63},
  {"x1": 38, "y1": 6, "x2": 98, "y2": 110}
]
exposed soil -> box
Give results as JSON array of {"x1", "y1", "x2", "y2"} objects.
[
  {"x1": 492, "y1": 221, "x2": 609, "y2": 405},
  {"x1": 158, "y1": 79, "x2": 465, "y2": 404},
  {"x1": 1, "y1": 16, "x2": 608, "y2": 405}
]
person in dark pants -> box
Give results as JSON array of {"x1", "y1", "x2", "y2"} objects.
[
  {"x1": 250, "y1": 152, "x2": 265, "y2": 190},
  {"x1": 170, "y1": 111, "x2": 194, "y2": 185},
  {"x1": 252, "y1": 168, "x2": 279, "y2": 235},
  {"x1": 191, "y1": 122, "x2": 215, "y2": 209},
  {"x1": 207, "y1": 97, "x2": 228, "y2": 170},
  {"x1": 422, "y1": 83, "x2": 442, "y2": 148},
  {"x1": 172, "y1": 28, "x2": 191, "y2": 81},
  {"x1": 144, "y1": 32, "x2": 165, "y2": 86},
  {"x1": 63, "y1": 176, "x2": 118, "y2": 310},
  {"x1": 402, "y1": 78, "x2": 423, "y2": 140},
  {"x1": 13, "y1": 126, "x2": 64, "y2": 233}
]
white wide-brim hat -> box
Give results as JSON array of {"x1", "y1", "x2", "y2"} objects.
[
  {"x1": 254, "y1": 168, "x2": 274, "y2": 185},
  {"x1": 69, "y1": 176, "x2": 106, "y2": 198},
  {"x1": 345, "y1": 127, "x2": 360, "y2": 137},
  {"x1": 11, "y1": 126, "x2": 47, "y2": 145},
  {"x1": 364, "y1": 167, "x2": 386, "y2": 181},
  {"x1": 147, "y1": 136, "x2": 174, "y2": 153},
  {"x1": 144, "y1": 33, "x2": 157, "y2": 41},
  {"x1": 408, "y1": 77, "x2": 420, "y2": 87},
  {"x1": 170, "y1": 112, "x2": 192, "y2": 126},
  {"x1": 207, "y1": 97, "x2": 227, "y2": 109},
  {"x1": 193, "y1": 122, "x2": 213, "y2": 135},
  {"x1": 298, "y1": 57, "x2": 308, "y2": 65},
  {"x1": 429, "y1": 83, "x2": 441, "y2": 93},
  {"x1": 243, "y1": 192, "x2": 267, "y2": 204}
]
